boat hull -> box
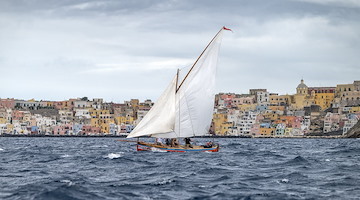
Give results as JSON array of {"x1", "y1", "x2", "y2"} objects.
[{"x1": 136, "y1": 142, "x2": 219, "y2": 152}]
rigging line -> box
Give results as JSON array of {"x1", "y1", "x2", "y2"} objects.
[{"x1": 176, "y1": 27, "x2": 223, "y2": 93}]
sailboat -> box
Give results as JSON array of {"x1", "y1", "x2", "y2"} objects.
[{"x1": 126, "y1": 26, "x2": 231, "y2": 152}]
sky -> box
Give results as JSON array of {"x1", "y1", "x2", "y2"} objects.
[{"x1": 1, "y1": 0, "x2": 360, "y2": 102}]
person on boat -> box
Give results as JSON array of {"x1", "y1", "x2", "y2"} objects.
[
  {"x1": 184, "y1": 137, "x2": 193, "y2": 148},
  {"x1": 203, "y1": 141, "x2": 213, "y2": 148},
  {"x1": 156, "y1": 138, "x2": 164, "y2": 145},
  {"x1": 170, "y1": 138, "x2": 179, "y2": 147},
  {"x1": 165, "y1": 138, "x2": 171, "y2": 146}
]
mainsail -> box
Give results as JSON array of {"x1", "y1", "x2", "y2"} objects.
[{"x1": 127, "y1": 27, "x2": 227, "y2": 138}]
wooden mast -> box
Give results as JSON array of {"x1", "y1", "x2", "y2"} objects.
[
  {"x1": 175, "y1": 68, "x2": 180, "y2": 91},
  {"x1": 175, "y1": 27, "x2": 224, "y2": 93}
]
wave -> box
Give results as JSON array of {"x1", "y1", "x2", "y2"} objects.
[
  {"x1": 104, "y1": 152, "x2": 124, "y2": 159},
  {"x1": 277, "y1": 178, "x2": 289, "y2": 183},
  {"x1": 34, "y1": 184, "x2": 100, "y2": 200},
  {"x1": 1, "y1": 137, "x2": 359, "y2": 200},
  {"x1": 150, "y1": 147, "x2": 168, "y2": 152},
  {"x1": 284, "y1": 156, "x2": 309, "y2": 165},
  {"x1": 59, "y1": 179, "x2": 74, "y2": 186},
  {"x1": 90, "y1": 145, "x2": 109, "y2": 148}
]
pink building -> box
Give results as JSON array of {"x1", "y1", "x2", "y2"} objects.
[
  {"x1": 53, "y1": 124, "x2": 73, "y2": 135},
  {"x1": 81, "y1": 125, "x2": 101, "y2": 135},
  {"x1": 233, "y1": 96, "x2": 255, "y2": 106},
  {"x1": 12, "y1": 110, "x2": 24, "y2": 121},
  {"x1": 54, "y1": 100, "x2": 74, "y2": 110},
  {"x1": 279, "y1": 116, "x2": 302, "y2": 129},
  {"x1": 219, "y1": 93, "x2": 236, "y2": 108},
  {"x1": 250, "y1": 114, "x2": 264, "y2": 136},
  {"x1": 0, "y1": 98, "x2": 15, "y2": 109}
]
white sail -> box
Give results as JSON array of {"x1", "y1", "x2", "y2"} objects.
[
  {"x1": 126, "y1": 76, "x2": 176, "y2": 138},
  {"x1": 173, "y1": 30, "x2": 223, "y2": 138},
  {"x1": 127, "y1": 28, "x2": 226, "y2": 138}
]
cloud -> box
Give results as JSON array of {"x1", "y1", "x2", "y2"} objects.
[
  {"x1": 0, "y1": 0, "x2": 359, "y2": 101},
  {"x1": 294, "y1": 0, "x2": 360, "y2": 8}
]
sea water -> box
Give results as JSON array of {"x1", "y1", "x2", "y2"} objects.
[{"x1": 0, "y1": 137, "x2": 359, "y2": 200}]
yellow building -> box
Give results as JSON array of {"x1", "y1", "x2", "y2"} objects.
[
  {"x1": 291, "y1": 79, "x2": 316, "y2": 110},
  {"x1": 270, "y1": 94, "x2": 291, "y2": 106},
  {"x1": 268, "y1": 106, "x2": 286, "y2": 111},
  {"x1": 350, "y1": 106, "x2": 360, "y2": 113},
  {"x1": 99, "y1": 113, "x2": 114, "y2": 134},
  {"x1": 91, "y1": 118, "x2": 99, "y2": 127},
  {"x1": 115, "y1": 116, "x2": 134, "y2": 125},
  {"x1": 313, "y1": 92, "x2": 335, "y2": 110},
  {"x1": 263, "y1": 113, "x2": 279, "y2": 121},
  {"x1": 7, "y1": 124, "x2": 14, "y2": 132},
  {"x1": 90, "y1": 109, "x2": 111, "y2": 118},
  {"x1": 237, "y1": 104, "x2": 256, "y2": 112},
  {"x1": 0, "y1": 118, "x2": 6, "y2": 124},
  {"x1": 336, "y1": 83, "x2": 354, "y2": 96},
  {"x1": 213, "y1": 113, "x2": 227, "y2": 134},
  {"x1": 219, "y1": 122, "x2": 233, "y2": 135},
  {"x1": 89, "y1": 109, "x2": 114, "y2": 133},
  {"x1": 259, "y1": 127, "x2": 275, "y2": 136},
  {"x1": 284, "y1": 128, "x2": 293, "y2": 136},
  {"x1": 130, "y1": 99, "x2": 139, "y2": 110}
]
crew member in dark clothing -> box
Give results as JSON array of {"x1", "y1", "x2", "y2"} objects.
[{"x1": 184, "y1": 137, "x2": 193, "y2": 148}]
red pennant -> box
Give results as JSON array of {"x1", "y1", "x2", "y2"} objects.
[{"x1": 223, "y1": 26, "x2": 233, "y2": 32}]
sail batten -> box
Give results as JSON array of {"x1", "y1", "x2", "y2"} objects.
[{"x1": 127, "y1": 27, "x2": 226, "y2": 138}]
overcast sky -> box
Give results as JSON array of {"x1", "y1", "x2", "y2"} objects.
[{"x1": 1, "y1": 0, "x2": 359, "y2": 102}]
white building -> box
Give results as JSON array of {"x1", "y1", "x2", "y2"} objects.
[
  {"x1": 59, "y1": 110, "x2": 73, "y2": 124},
  {"x1": 256, "y1": 91, "x2": 270, "y2": 107},
  {"x1": 237, "y1": 111, "x2": 258, "y2": 135},
  {"x1": 323, "y1": 113, "x2": 340, "y2": 133},
  {"x1": 0, "y1": 124, "x2": 7, "y2": 135},
  {"x1": 74, "y1": 100, "x2": 88, "y2": 109},
  {"x1": 74, "y1": 109, "x2": 91, "y2": 119},
  {"x1": 136, "y1": 110, "x2": 149, "y2": 125},
  {"x1": 343, "y1": 115, "x2": 359, "y2": 134},
  {"x1": 301, "y1": 116, "x2": 311, "y2": 134}
]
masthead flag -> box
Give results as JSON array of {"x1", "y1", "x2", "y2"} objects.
[{"x1": 223, "y1": 26, "x2": 233, "y2": 32}]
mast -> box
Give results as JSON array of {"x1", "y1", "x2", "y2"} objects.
[
  {"x1": 175, "y1": 68, "x2": 180, "y2": 91},
  {"x1": 176, "y1": 68, "x2": 181, "y2": 137},
  {"x1": 176, "y1": 27, "x2": 224, "y2": 93}
]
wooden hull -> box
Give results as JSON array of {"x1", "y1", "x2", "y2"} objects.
[{"x1": 136, "y1": 142, "x2": 219, "y2": 152}]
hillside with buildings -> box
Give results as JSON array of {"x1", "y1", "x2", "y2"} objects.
[{"x1": 1, "y1": 80, "x2": 359, "y2": 137}]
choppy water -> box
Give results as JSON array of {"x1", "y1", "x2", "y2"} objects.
[{"x1": 0, "y1": 137, "x2": 359, "y2": 200}]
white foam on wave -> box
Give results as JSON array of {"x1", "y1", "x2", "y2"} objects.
[
  {"x1": 198, "y1": 185, "x2": 208, "y2": 188},
  {"x1": 61, "y1": 154, "x2": 70, "y2": 158},
  {"x1": 155, "y1": 179, "x2": 173, "y2": 185},
  {"x1": 150, "y1": 147, "x2": 168, "y2": 153},
  {"x1": 105, "y1": 152, "x2": 124, "y2": 159},
  {"x1": 91, "y1": 145, "x2": 109, "y2": 148},
  {"x1": 280, "y1": 178, "x2": 289, "y2": 183},
  {"x1": 60, "y1": 179, "x2": 74, "y2": 186},
  {"x1": 0, "y1": 148, "x2": 4, "y2": 151}
]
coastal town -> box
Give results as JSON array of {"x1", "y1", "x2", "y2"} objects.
[{"x1": 1, "y1": 79, "x2": 359, "y2": 137}]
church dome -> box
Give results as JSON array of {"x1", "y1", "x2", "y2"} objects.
[{"x1": 297, "y1": 79, "x2": 308, "y2": 89}]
